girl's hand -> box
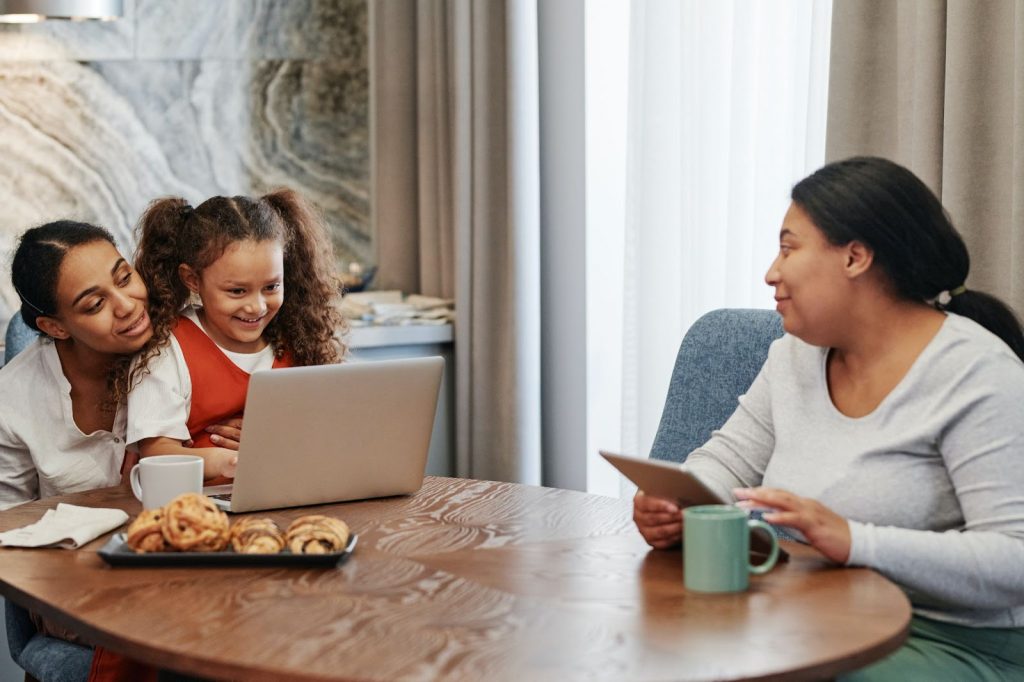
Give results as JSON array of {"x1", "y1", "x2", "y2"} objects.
[
  {"x1": 733, "y1": 487, "x2": 851, "y2": 563},
  {"x1": 207, "y1": 448, "x2": 238, "y2": 480},
  {"x1": 633, "y1": 491, "x2": 682, "y2": 549},
  {"x1": 138, "y1": 437, "x2": 238, "y2": 480},
  {"x1": 205, "y1": 417, "x2": 244, "y2": 451}
]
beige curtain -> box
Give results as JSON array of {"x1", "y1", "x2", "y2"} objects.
[
  {"x1": 369, "y1": 0, "x2": 542, "y2": 483},
  {"x1": 827, "y1": 0, "x2": 1024, "y2": 312}
]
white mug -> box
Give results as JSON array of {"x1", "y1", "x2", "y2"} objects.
[{"x1": 130, "y1": 455, "x2": 204, "y2": 509}]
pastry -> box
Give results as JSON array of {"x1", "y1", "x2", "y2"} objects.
[
  {"x1": 125, "y1": 508, "x2": 171, "y2": 553},
  {"x1": 229, "y1": 517, "x2": 285, "y2": 554},
  {"x1": 285, "y1": 515, "x2": 350, "y2": 554},
  {"x1": 161, "y1": 493, "x2": 230, "y2": 552}
]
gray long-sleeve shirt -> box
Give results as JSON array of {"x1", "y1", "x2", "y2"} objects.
[{"x1": 685, "y1": 313, "x2": 1024, "y2": 628}]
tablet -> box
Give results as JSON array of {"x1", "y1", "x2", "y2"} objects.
[
  {"x1": 600, "y1": 450, "x2": 788, "y2": 561},
  {"x1": 600, "y1": 450, "x2": 724, "y2": 507}
]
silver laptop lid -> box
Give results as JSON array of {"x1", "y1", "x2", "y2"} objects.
[{"x1": 225, "y1": 356, "x2": 443, "y2": 513}]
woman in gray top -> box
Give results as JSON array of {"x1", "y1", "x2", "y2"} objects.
[{"x1": 634, "y1": 157, "x2": 1024, "y2": 680}]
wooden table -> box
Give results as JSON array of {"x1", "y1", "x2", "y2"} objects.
[{"x1": 0, "y1": 477, "x2": 910, "y2": 681}]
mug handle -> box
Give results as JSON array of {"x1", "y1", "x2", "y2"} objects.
[
  {"x1": 129, "y1": 464, "x2": 143, "y2": 502},
  {"x1": 747, "y1": 519, "x2": 780, "y2": 575}
]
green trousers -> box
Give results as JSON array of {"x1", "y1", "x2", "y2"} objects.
[{"x1": 840, "y1": 615, "x2": 1024, "y2": 681}]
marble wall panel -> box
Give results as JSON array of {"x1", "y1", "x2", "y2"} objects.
[
  {"x1": 0, "y1": 61, "x2": 192, "y2": 320},
  {"x1": 134, "y1": 0, "x2": 236, "y2": 60},
  {"x1": 135, "y1": 0, "x2": 367, "y2": 61},
  {"x1": 0, "y1": 0, "x2": 369, "y2": 330},
  {"x1": 237, "y1": 0, "x2": 367, "y2": 61},
  {"x1": 0, "y1": 0, "x2": 134, "y2": 61},
  {"x1": 247, "y1": 60, "x2": 370, "y2": 259}
]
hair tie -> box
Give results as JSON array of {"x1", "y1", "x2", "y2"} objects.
[
  {"x1": 934, "y1": 284, "x2": 967, "y2": 307},
  {"x1": 180, "y1": 204, "x2": 194, "y2": 219},
  {"x1": 14, "y1": 285, "x2": 47, "y2": 315}
]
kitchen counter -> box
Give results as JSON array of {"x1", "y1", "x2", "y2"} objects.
[{"x1": 347, "y1": 323, "x2": 453, "y2": 349}]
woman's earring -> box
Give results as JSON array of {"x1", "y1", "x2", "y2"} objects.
[{"x1": 188, "y1": 290, "x2": 202, "y2": 308}]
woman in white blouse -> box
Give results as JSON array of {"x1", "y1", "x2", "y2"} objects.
[
  {"x1": 0, "y1": 221, "x2": 246, "y2": 677},
  {"x1": 0, "y1": 221, "x2": 154, "y2": 510}
]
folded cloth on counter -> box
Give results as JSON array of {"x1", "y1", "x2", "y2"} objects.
[
  {"x1": 340, "y1": 290, "x2": 456, "y2": 326},
  {"x1": 0, "y1": 504, "x2": 129, "y2": 549}
]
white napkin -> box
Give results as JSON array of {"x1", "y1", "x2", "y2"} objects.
[{"x1": 0, "y1": 504, "x2": 129, "y2": 549}]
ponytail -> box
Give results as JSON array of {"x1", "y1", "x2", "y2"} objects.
[
  {"x1": 134, "y1": 197, "x2": 194, "y2": 338},
  {"x1": 121, "y1": 197, "x2": 197, "y2": 401},
  {"x1": 944, "y1": 289, "x2": 1024, "y2": 361},
  {"x1": 261, "y1": 189, "x2": 345, "y2": 365},
  {"x1": 793, "y1": 156, "x2": 1024, "y2": 362}
]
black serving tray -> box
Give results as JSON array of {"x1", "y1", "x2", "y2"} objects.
[{"x1": 98, "y1": 532, "x2": 357, "y2": 567}]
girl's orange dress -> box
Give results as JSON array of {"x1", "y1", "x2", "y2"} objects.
[{"x1": 172, "y1": 316, "x2": 293, "y2": 485}]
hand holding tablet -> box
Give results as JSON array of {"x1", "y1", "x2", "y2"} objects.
[
  {"x1": 600, "y1": 451, "x2": 725, "y2": 507},
  {"x1": 601, "y1": 450, "x2": 788, "y2": 561}
]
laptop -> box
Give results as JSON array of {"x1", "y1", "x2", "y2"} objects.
[{"x1": 204, "y1": 356, "x2": 444, "y2": 513}]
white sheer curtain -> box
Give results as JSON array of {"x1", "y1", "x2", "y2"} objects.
[{"x1": 590, "y1": 0, "x2": 832, "y2": 493}]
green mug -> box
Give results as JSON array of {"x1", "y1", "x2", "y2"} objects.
[{"x1": 683, "y1": 504, "x2": 780, "y2": 593}]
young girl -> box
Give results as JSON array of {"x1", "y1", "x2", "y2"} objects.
[{"x1": 127, "y1": 189, "x2": 345, "y2": 480}]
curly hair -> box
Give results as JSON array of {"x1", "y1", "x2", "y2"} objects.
[
  {"x1": 124, "y1": 189, "x2": 346, "y2": 399},
  {"x1": 11, "y1": 221, "x2": 137, "y2": 410}
]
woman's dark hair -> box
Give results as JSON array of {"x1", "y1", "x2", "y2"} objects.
[
  {"x1": 11, "y1": 220, "x2": 116, "y2": 332},
  {"x1": 11, "y1": 221, "x2": 137, "y2": 409},
  {"x1": 132, "y1": 188, "x2": 345, "y2": 385},
  {"x1": 792, "y1": 156, "x2": 1024, "y2": 360}
]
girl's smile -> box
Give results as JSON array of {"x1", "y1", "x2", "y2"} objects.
[
  {"x1": 235, "y1": 312, "x2": 267, "y2": 324},
  {"x1": 180, "y1": 239, "x2": 285, "y2": 354}
]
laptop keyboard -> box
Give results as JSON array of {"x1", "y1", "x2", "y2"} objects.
[{"x1": 210, "y1": 493, "x2": 233, "y2": 502}]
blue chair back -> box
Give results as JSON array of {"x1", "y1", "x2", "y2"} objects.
[
  {"x1": 649, "y1": 308, "x2": 784, "y2": 463},
  {"x1": 5, "y1": 601, "x2": 92, "y2": 682},
  {"x1": 4, "y1": 314, "x2": 37, "y2": 366}
]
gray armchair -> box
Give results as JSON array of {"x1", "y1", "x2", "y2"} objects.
[
  {"x1": 649, "y1": 308, "x2": 784, "y2": 463},
  {"x1": 5, "y1": 604, "x2": 91, "y2": 682},
  {"x1": 3, "y1": 314, "x2": 93, "y2": 682}
]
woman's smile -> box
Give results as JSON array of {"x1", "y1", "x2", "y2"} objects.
[{"x1": 118, "y1": 309, "x2": 151, "y2": 337}]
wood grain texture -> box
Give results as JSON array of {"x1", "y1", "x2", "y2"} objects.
[{"x1": 0, "y1": 478, "x2": 911, "y2": 681}]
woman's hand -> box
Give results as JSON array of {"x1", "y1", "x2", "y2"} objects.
[
  {"x1": 205, "y1": 417, "x2": 243, "y2": 451},
  {"x1": 733, "y1": 487, "x2": 851, "y2": 563},
  {"x1": 633, "y1": 491, "x2": 682, "y2": 549}
]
